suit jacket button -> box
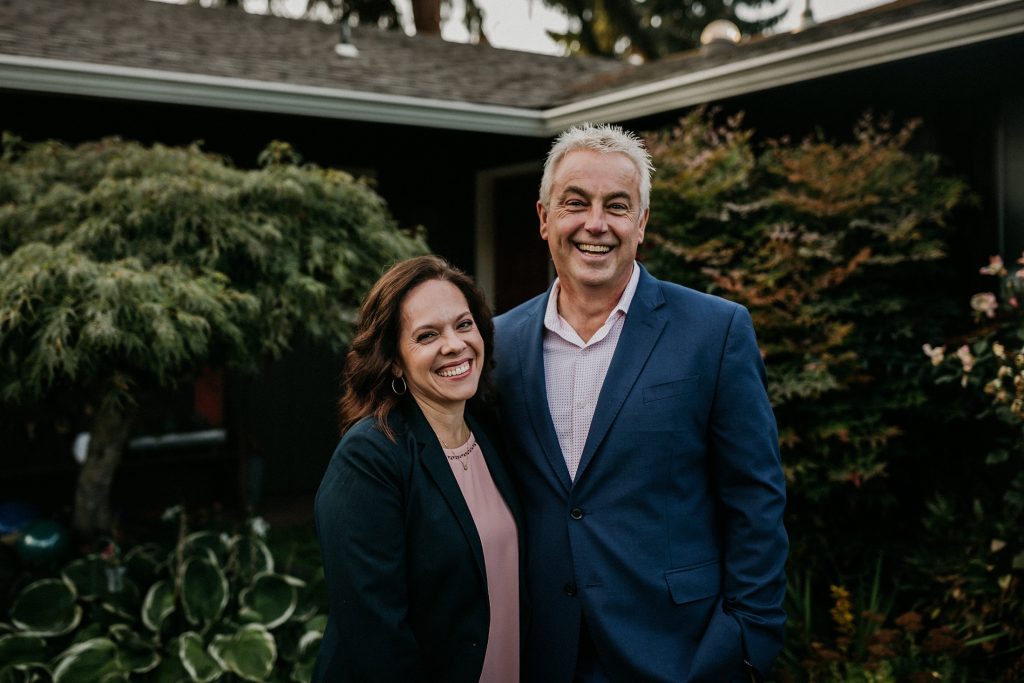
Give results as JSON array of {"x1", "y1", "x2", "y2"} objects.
[
  {"x1": 564, "y1": 582, "x2": 577, "y2": 596},
  {"x1": 569, "y1": 507, "x2": 584, "y2": 520},
  {"x1": 470, "y1": 640, "x2": 479, "y2": 648}
]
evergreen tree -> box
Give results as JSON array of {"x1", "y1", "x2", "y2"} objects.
[{"x1": 541, "y1": 0, "x2": 787, "y2": 61}]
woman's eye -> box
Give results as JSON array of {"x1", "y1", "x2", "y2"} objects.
[
  {"x1": 457, "y1": 319, "x2": 474, "y2": 330},
  {"x1": 416, "y1": 332, "x2": 436, "y2": 343}
]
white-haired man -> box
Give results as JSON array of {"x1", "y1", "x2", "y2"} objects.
[{"x1": 494, "y1": 123, "x2": 788, "y2": 682}]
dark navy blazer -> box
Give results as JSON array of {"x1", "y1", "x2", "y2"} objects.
[
  {"x1": 313, "y1": 403, "x2": 524, "y2": 683},
  {"x1": 493, "y1": 265, "x2": 788, "y2": 683}
]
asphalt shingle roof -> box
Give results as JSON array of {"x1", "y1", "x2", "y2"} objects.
[{"x1": 0, "y1": 0, "x2": 627, "y2": 109}]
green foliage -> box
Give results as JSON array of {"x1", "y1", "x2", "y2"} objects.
[
  {"x1": 0, "y1": 513, "x2": 327, "y2": 683},
  {"x1": 914, "y1": 258, "x2": 1024, "y2": 677},
  {"x1": 645, "y1": 110, "x2": 966, "y2": 507},
  {"x1": 0, "y1": 134, "x2": 427, "y2": 535},
  {"x1": 0, "y1": 135, "x2": 426, "y2": 405},
  {"x1": 641, "y1": 110, "x2": 997, "y2": 679}
]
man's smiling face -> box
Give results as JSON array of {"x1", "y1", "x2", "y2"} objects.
[{"x1": 538, "y1": 149, "x2": 649, "y2": 300}]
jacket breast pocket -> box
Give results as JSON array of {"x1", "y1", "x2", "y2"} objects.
[
  {"x1": 665, "y1": 559, "x2": 721, "y2": 605},
  {"x1": 642, "y1": 375, "x2": 700, "y2": 404}
]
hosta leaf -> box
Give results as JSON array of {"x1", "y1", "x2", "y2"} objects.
[
  {"x1": 108, "y1": 625, "x2": 160, "y2": 674},
  {"x1": 292, "y1": 573, "x2": 325, "y2": 622},
  {"x1": 0, "y1": 633, "x2": 48, "y2": 667},
  {"x1": 51, "y1": 638, "x2": 123, "y2": 683},
  {"x1": 209, "y1": 624, "x2": 276, "y2": 682},
  {"x1": 0, "y1": 664, "x2": 51, "y2": 683},
  {"x1": 141, "y1": 580, "x2": 175, "y2": 633},
  {"x1": 304, "y1": 615, "x2": 327, "y2": 635},
  {"x1": 10, "y1": 579, "x2": 81, "y2": 637},
  {"x1": 142, "y1": 647, "x2": 188, "y2": 683},
  {"x1": 180, "y1": 558, "x2": 228, "y2": 626},
  {"x1": 183, "y1": 532, "x2": 229, "y2": 565},
  {"x1": 178, "y1": 632, "x2": 221, "y2": 683},
  {"x1": 60, "y1": 556, "x2": 107, "y2": 601},
  {"x1": 238, "y1": 574, "x2": 297, "y2": 630},
  {"x1": 232, "y1": 536, "x2": 274, "y2": 580},
  {"x1": 98, "y1": 578, "x2": 140, "y2": 620},
  {"x1": 290, "y1": 631, "x2": 321, "y2": 683},
  {"x1": 123, "y1": 544, "x2": 163, "y2": 586}
]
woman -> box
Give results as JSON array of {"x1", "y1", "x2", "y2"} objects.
[{"x1": 314, "y1": 255, "x2": 522, "y2": 683}]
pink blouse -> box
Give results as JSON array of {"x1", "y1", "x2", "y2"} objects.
[{"x1": 443, "y1": 432, "x2": 520, "y2": 683}]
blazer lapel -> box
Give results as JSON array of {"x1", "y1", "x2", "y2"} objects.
[
  {"x1": 471, "y1": 414, "x2": 524, "y2": 529},
  {"x1": 516, "y1": 291, "x2": 573, "y2": 493},
  {"x1": 575, "y1": 267, "x2": 667, "y2": 481},
  {"x1": 409, "y1": 407, "x2": 487, "y2": 582}
]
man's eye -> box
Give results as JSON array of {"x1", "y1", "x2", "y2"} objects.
[
  {"x1": 565, "y1": 199, "x2": 585, "y2": 208},
  {"x1": 608, "y1": 203, "x2": 628, "y2": 212}
]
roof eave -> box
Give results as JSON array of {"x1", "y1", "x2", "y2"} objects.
[
  {"x1": 1, "y1": 0, "x2": 1022, "y2": 137},
  {"x1": 542, "y1": 0, "x2": 1024, "y2": 130},
  {"x1": 0, "y1": 54, "x2": 550, "y2": 137}
]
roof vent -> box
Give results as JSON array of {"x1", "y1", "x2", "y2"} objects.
[
  {"x1": 335, "y1": 23, "x2": 359, "y2": 58},
  {"x1": 796, "y1": 0, "x2": 817, "y2": 31},
  {"x1": 699, "y1": 19, "x2": 741, "y2": 55}
]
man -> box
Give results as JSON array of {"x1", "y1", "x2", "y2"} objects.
[{"x1": 493, "y1": 123, "x2": 787, "y2": 683}]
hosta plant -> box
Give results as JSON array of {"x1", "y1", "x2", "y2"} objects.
[{"x1": 0, "y1": 511, "x2": 326, "y2": 682}]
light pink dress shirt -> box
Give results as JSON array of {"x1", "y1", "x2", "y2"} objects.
[
  {"x1": 444, "y1": 431, "x2": 520, "y2": 683},
  {"x1": 543, "y1": 263, "x2": 640, "y2": 481}
]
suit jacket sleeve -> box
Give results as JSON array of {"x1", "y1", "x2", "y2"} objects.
[
  {"x1": 709, "y1": 304, "x2": 788, "y2": 677},
  {"x1": 315, "y1": 427, "x2": 421, "y2": 682}
]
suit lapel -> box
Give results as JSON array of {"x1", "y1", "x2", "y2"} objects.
[
  {"x1": 409, "y1": 407, "x2": 487, "y2": 582},
  {"x1": 516, "y1": 292, "x2": 573, "y2": 493},
  {"x1": 575, "y1": 267, "x2": 667, "y2": 481}
]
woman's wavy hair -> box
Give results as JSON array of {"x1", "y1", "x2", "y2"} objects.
[{"x1": 338, "y1": 255, "x2": 495, "y2": 440}]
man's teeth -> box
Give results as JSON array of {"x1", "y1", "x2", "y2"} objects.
[
  {"x1": 577, "y1": 243, "x2": 611, "y2": 253},
  {"x1": 437, "y1": 361, "x2": 470, "y2": 378}
]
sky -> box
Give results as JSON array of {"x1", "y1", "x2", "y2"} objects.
[{"x1": 430, "y1": 0, "x2": 895, "y2": 54}]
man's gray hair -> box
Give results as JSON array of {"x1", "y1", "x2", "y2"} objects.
[{"x1": 539, "y1": 123, "x2": 655, "y2": 212}]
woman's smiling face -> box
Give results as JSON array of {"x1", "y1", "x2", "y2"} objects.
[{"x1": 395, "y1": 278, "x2": 484, "y2": 414}]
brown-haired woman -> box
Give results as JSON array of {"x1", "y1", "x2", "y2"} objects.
[{"x1": 313, "y1": 255, "x2": 522, "y2": 683}]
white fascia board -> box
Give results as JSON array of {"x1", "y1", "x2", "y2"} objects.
[
  {"x1": 0, "y1": 55, "x2": 549, "y2": 137},
  {"x1": 541, "y1": 0, "x2": 1024, "y2": 132}
]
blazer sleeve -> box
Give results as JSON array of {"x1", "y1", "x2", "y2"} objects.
[
  {"x1": 708, "y1": 304, "x2": 789, "y2": 678},
  {"x1": 314, "y1": 428, "x2": 421, "y2": 682}
]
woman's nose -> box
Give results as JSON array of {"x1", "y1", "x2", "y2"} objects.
[{"x1": 440, "y1": 329, "x2": 466, "y2": 354}]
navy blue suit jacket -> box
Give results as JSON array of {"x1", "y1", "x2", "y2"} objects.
[
  {"x1": 313, "y1": 403, "x2": 524, "y2": 682},
  {"x1": 493, "y1": 265, "x2": 787, "y2": 683}
]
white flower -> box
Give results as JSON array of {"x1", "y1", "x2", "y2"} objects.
[
  {"x1": 249, "y1": 517, "x2": 270, "y2": 538},
  {"x1": 922, "y1": 343, "x2": 945, "y2": 366}
]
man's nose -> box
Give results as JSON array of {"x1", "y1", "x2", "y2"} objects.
[{"x1": 583, "y1": 206, "x2": 608, "y2": 232}]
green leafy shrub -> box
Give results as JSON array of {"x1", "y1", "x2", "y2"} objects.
[
  {"x1": 0, "y1": 134, "x2": 427, "y2": 537},
  {"x1": 641, "y1": 110, "x2": 986, "y2": 679},
  {"x1": 916, "y1": 255, "x2": 1024, "y2": 678},
  {"x1": 0, "y1": 511, "x2": 326, "y2": 682}
]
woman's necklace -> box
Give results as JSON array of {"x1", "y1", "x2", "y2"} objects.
[{"x1": 438, "y1": 430, "x2": 477, "y2": 471}]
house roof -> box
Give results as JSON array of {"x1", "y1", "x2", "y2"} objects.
[{"x1": 1, "y1": 0, "x2": 1022, "y2": 136}]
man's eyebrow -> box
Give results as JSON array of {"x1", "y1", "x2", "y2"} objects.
[{"x1": 559, "y1": 186, "x2": 633, "y2": 204}]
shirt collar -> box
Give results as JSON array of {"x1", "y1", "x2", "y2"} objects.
[{"x1": 543, "y1": 262, "x2": 641, "y2": 336}]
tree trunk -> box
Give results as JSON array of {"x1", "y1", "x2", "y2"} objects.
[
  {"x1": 72, "y1": 398, "x2": 138, "y2": 538},
  {"x1": 411, "y1": 0, "x2": 441, "y2": 35}
]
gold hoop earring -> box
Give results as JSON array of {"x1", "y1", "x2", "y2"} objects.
[{"x1": 391, "y1": 376, "x2": 407, "y2": 396}]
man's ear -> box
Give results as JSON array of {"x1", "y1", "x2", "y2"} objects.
[
  {"x1": 637, "y1": 206, "x2": 650, "y2": 244},
  {"x1": 537, "y1": 201, "x2": 550, "y2": 241}
]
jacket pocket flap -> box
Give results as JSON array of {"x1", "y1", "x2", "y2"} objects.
[
  {"x1": 643, "y1": 376, "x2": 699, "y2": 403},
  {"x1": 665, "y1": 560, "x2": 721, "y2": 605}
]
